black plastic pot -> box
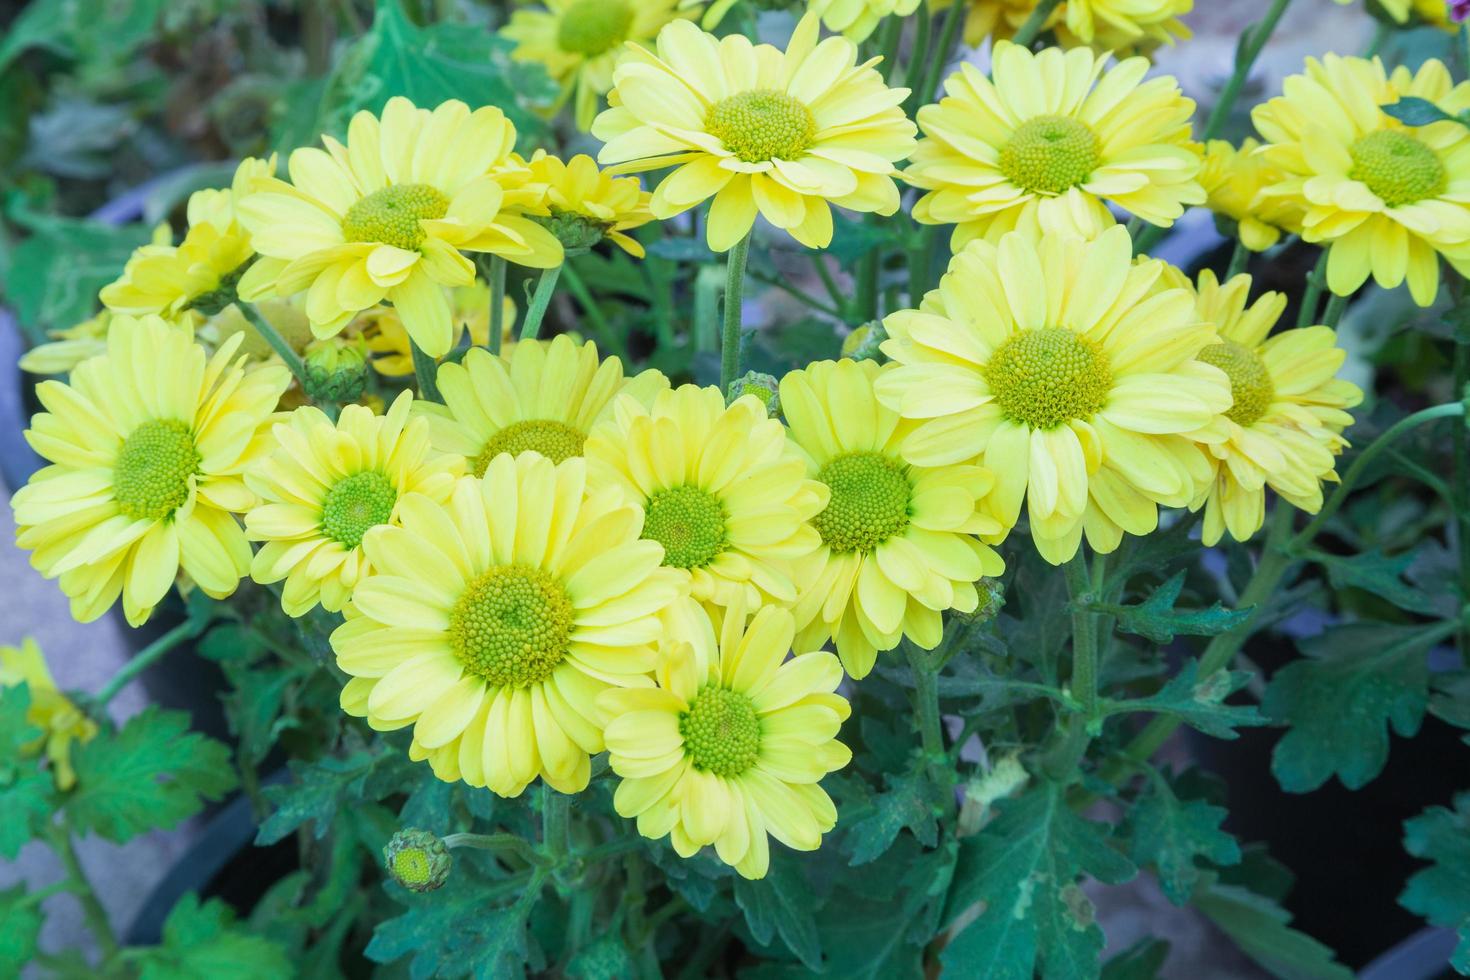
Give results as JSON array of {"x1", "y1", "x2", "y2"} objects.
[{"x1": 1360, "y1": 927, "x2": 1459, "y2": 980}]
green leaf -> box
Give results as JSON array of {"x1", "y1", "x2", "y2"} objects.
[
  {"x1": 1106, "y1": 660, "x2": 1267, "y2": 740},
  {"x1": 843, "y1": 765, "x2": 939, "y2": 866},
  {"x1": 220, "y1": 659, "x2": 297, "y2": 766},
  {"x1": 1382, "y1": 96, "x2": 1459, "y2": 128},
  {"x1": 6, "y1": 216, "x2": 152, "y2": 343},
  {"x1": 365, "y1": 872, "x2": 534, "y2": 979},
  {"x1": 1194, "y1": 877, "x2": 1352, "y2": 980},
  {"x1": 1101, "y1": 938, "x2": 1170, "y2": 980},
  {"x1": 0, "y1": 770, "x2": 55, "y2": 859},
  {"x1": 1309, "y1": 548, "x2": 1441, "y2": 615},
  {"x1": 255, "y1": 752, "x2": 387, "y2": 845},
  {"x1": 0, "y1": 683, "x2": 41, "y2": 766},
  {"x1": 733, "y1": 852, "x2": 823, "y2": 971},
  {"x1": 66, "y1": 708, "x2": 236, "y2": 843},
  {"x1": 1399, "y1": 793, "x2": 1470, "y2": 974},
  {"x1": 566, "y1": 932, "x2": 637, "y2": 980},
  {"x1": 131, "y1": 893, "x2": 291, "y2": 980},
  {"x1": 1265, "y1": 622, "x2": 1450, "y2": 792},
  {"x1": 0, "y1": 885, "x2": 42, "y2": 976},
  {"x1": 1125, "y1": 772, "x2": 1239, "y2": 906},
  {"x1": 1107, "y1": 571, "x2": 1254, "y2": 644},
  {"x1": 940, "y1": 780, "x2": 1137, "y2": 980}
]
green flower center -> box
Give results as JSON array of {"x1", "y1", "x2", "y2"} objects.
[
  {"x1": 706, "y1": 90, "x2": 816, "y2": 164},
  {"x1": 556, "y1": 0, "x2": 633, "y2": 56},
  {"x1": 476, "y1": 420, "x2": 587, "y2": 476},
  {"x1": 1348, "y1": 130, "x2": 1446, "y2": 208},
  {"x1": 811, "y1": 451, "x2": 912, "y2": 554},
  {"x1": 448, "y1": 565, "x2": 574, "y2": 689},
  {"x1": 113, "y1": 419, "x2": 201, "y2": 522},
  {"x1": 999, "y1": 115, "x2": 1101, "y2": 195},
  {"x1": 641, "y1": 485, "x2": 729, "y2": 570},
  {"x1": 341, "y1": 183, "x2": 450, "y2": 251},
  {"x1": 985, "y1": 327, "x2": 1113, "y2": 430},
  {"x1": 320, "y1": 470, "x2": 398, "y2": 550},
  {"x1": 391, "y1": 848, "x2": 435, "y2": 886},
  {"x1": 680, "y1": 686, "x2": 761, "y2": 778},
  {"x1": 1198, "y1": 341, "x2": 1275, "y2": 427}
]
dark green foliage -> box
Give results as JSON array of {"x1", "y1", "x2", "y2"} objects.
[
  {"x1": 1124, "y1": 770, "x2": 1240, "y2": 905},
  {"x1": 0, "y1": 886, "x2": 41, "y2": 976},
  {"x1": 129, "y1": 894, "x2": 292, "y2": 980},
  {"x1": 733, "y1": 852, "x2": 823, "y2": 970},
  {"x1": 1104, "y1": 570, "x2": 1254, "y2": 644},
  {"x1": 1400, "y1": 793, "x2": 1470, "y2": 974},
  {"x1": 1106, "y1": 660, "x2": 1267, "y2": 740}
]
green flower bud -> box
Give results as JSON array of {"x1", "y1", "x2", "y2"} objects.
[
  {"x1": 841, "y1": 322, "x2": 886, "y2": 362},
  {"x1": 533, "y1": 208, "x2": 611, "y2": 255},
  {"x1": 383, "y1": 828, "x2": 451, "y2": 893},
  {"x1": 303, "y1": 336, "x2": 370, "y2": 403},
  {"x1": 955, "y1": 577, "x2": 1005, "y2": 625},
  {"x1": 727, "y1": 370, "x2": 780, "y2": 417}
]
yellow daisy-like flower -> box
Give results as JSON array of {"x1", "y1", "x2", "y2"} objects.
[
  {"x1": 907, "y1": 42, "x2": 1202, "y2": 249},
  {"x1": 584, "y1": 385, "x2": 827, "y2": 611},
  {"x1": 930, "y1": 0, "x2": 1054, "y2": 47},
  {"x1": 100, "y1": 157, "x2": 274, "y2": 322},
  {"x1": 593, "y1": 14, "x2": 917, "y2": 251},
  {"x1": 807, "y1": 0, "x2": 922, "y2": 41},
  {"x1": 331, "y1": 454, "x2": 686, "y2": 796},
  {"x1": 1332, "y1": 0, "x2": 1455, "y2": 30},
  {"x1": 1180, "y1": 271, "x2": 1363, "y2": 545},
  {"x1": 422, "y1": 336, "x2": 668, "y2": 477},
  {"x1": 1252, "y1": 55, "x2": 1470, "y2": 307},
  {"x1": 781, "y1": 359, "x2": 1007, "y2": 680},
  {"x1": 1197, "y1": 138, "x2": 1302, "y2": 252},
  {"x1": 359, "y1": 281, "x2": 517, "y2": 377},
  {"x1": 1055, "y1": 0, "x2": 1192, "y2": 49},
  {"x1": 874, "y1": 227, "x2": 1230, "y2": 565},
  {"x1": 245, "y1": 392, "x2": 463, "y2": 616},
  {"x1": 505, "y1": 0, "x2": 691, "y2": 131},
  {"x1": 517, "y1": 151, "x2": 655, "y2": 257},
  {"x1": 0, "y1": 637, "x2": 98, "y2": 790},
  {"x1": 11, "y1": 316, "x2": 290, "y2": 626},
  {"x1": 237, "y1": 97, "x2": 563, "y2": 358},
  {"x1": 19, "y1": 310, "x2": 116, "y2": 377},
  {"x1": 599, "y1": 598, "x2": 850, "y2": 879}
]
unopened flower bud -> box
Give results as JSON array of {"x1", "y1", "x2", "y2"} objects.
[
  {"x1": 533, "y1": 209, "x2": 610, "y2": 255},
  {"x1": 383, "y1": 828, "x2": 451, "y2": 893},
  {"x1": 303, "y1": 336, "x2": 370, "y2": 403},
  {"x1": 841, "y1": 322, "x2": 886, "y2": 362},
  {"x1": 727, "y1": 371, "x2": 780, "y2": 417},
  {"x1": 956, "y1": 577, "x2": 1005, "y2": 625}
]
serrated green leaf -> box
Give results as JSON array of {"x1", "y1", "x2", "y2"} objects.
[
  {"x1": 1309, "y1": 547, "x2": 1440, "y2": 614},
  {"x1": 1106, "y1": 571, "x2": 1254, "y2": 644},
  {"x1": 366, "y1": 872, "x2": 534, "y2": 980},
  {"x1": 0, "y1": 683, "x2": 42, "y2": 767},
  {"x1": 255, "y1": 752, "x2": 386, "y2": 845},
  {"x1": 6, "y1": 216, "x2": 152, "y2": 343},
  {"x1": 844, "y1": 765, "x2": 939, "y2": 866},
  {"x1": 1125, "y1": 773, "x2": 1239, "y2": 906},
  {"x1": 0, "y1": 769, "x2": 54, "y2": 859},
  {"x1": 1382, "y1": 97, "x2": 1459, "y2": 127},
  {"x1": 1399, "y1": 793, "x2": 1470, "y2": 974},
  {"x1": 1101, "y1": 938, "x2": 1170, "y2": 980},
  {"x1": 733, "y1": 852, "x2": 823, "y2": 971},
  {"x1": 1265, "y1": 622, "x2": 1452, "y2": 792},
  {"x1": 220, "y1": 659, "x2": 297, "y2": 766},
  {"x1": 0, "y1": 885, "x2": 42, "y2": 976},
  {"x1": 66, "y1": 708, "x2": 236, "y2": 843},
  {"x1": 940, "y1": 780, "x2": 1137, "y2": 980},
  {"x1": 1106, "y1": 660, "x2": 1267, "y2": 740},
  {"x1": 1194, "y1": 878, "x2": 1352, "y2": 980},
  {"x1": 131, "y1": 893, "x2": 291, "y2": 980}
]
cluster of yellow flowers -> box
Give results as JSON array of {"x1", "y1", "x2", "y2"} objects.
[{"x1": 22, "y1": 5, "x2": 1470, "y2": 879}]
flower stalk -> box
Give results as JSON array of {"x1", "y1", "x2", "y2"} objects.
[{"x1": 720, "y1": 231, "x2": 752, "y2": 392}]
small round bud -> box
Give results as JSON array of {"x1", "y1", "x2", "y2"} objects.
[
  {"x1": 955, "y1": 577, "x2": 1005, "y2": 625},
  {"x1": 303, "y1": 336, "x2": 371, "y2": 403},
  {"x1": 533, "y1": 210, "x2": 610, "y2": 256},
  {"x1": 383, "y1": 828, "x2": 451, "y2": 893},
  {"x1": 726, "y1": 371, "x2": 780, "y2": 417},
  {"x1": 841, "y1": 322, "x2": 886, "y2": 362}
]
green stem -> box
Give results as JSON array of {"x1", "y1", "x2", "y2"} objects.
[
  {"x1": 95, "y1": 620, "x2": 196, "y2": 708},
  {"x1": 901, "y1": 1, "x2": 935, "y2": 117},
  {"x1": 1225, "y1": 238, "x2": 1250, "y2": 280},
  {"x1": 1011, "y1": 0, "x2": 1061, "y2": 47},
  {"x1": 238, "y1": 302, "x2": 308, "y2": 388},
  {"x1": 1042, "y1": 553, "x2": 1100, "y2": 778},
  {"x1": 1320, "y1": 291, "x2": 1349, "y2": 329},
  {"x1": 855, "y1": 250, "x2": 880, "y2": 322},
  {"x1": 920, "y1": 0, "x2": 966, "y2": 109},
  {"x1": 877, "y1": 15, "x2": 904, "y2": 84},
  {"x1": 560, "y1": 263, "x2": 626, "y2": 359},
  {"x1": 1292, "y1": 402, "x2": 1466, "y2": 548},
  {"x1": 905, "y1": 644, "x2": 945, "y2": 762},
  {"x1": 720, "y1": 231, "x2": 752, "y2": 393},
  {"x1": 1200, "y1": 0, "x2": 1293, "y2": 142},
  {"x1": 487, "y1": 255, "x2": 507, "y2": 356},
  {"x1": 518, "y1": 264, "x2": 564, "y2": 342},
  {"x1": 443, "y1": 832, "x2": 552, "y2": 868},
  {"x1": 409, "y1": 339, "x2": 441, "y2": 403},
  {"x1": 50, "y1": 822, "x2": 117, "y2": 958},
  {"x1": 542, "y1": 788, "x2": 571, "y2": 865},
  {"x1": 1296, "y1": 250, "x2": 1329, "y2": 328},
  {"x1": 810, "y1": 254, "x2": 848, "y2": 316}
]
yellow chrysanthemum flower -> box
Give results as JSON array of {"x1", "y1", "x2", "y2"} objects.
[
  {"x1": 1055, "y1": 0, "x2": 1192, "y2": 49},
  {"x1": 12, "y1": 316, "x2": 290, "y2": 626},
  {"x1": 930, "y1": 0, "x2": 1052, "y2": 47},
  {"x1": 517, "y1": 151, "x2": 655, "y2": 257},
  {"x1": 359, "y1": 282, "x2": 517, "y2": 377},
  {"x1": 593, "y1": 13, "x2": 917, "y2": 251},
  {"x1": 237, "y1": 97, "x2": 563, "y2": 358},
  {"x1": 1198, "y1": 138, "x2": 1302, "y2": 253},
  {"x1": 505, "y1": 0, "x2": 691, "y2": 131},
  {"x1": 907, "y1": 42, "x2": 1202, "y2": 249},
  {"x1": 422, "y1": 336, "x2": 668, "y2": 477},
  {"x1": 781, "y1": 359, "x2": 1007, "y2": 679},
  {"x1": 1332, "y1": 0, "x2": 1455, "y2": 30},
  {"x1": 599, "y1": 598, "x2": 850, "y2": 879},
  {"x1": 874, "y1": 227, "x2": 1230, "y2": 565},
  {"x1": 19, "y1": 310, "x2": 116, "y2": 377},
  {"x1": 331, "y1": 454, "x2": 687, "y2": 796},
  {"x1": 1252, "y1": 55, "x2": 1470, "y2": 307},
  {"x1": 245, "y1": 392, "x2": 463, "y2": 616},
  {"x1": 1179, "y1": 271, "x2": 1363, "y2": 546},
  {"x1": 584, "y1": 385, "x2": 827, "y2": 610},
  {"x1": 808, "y1": 0, "x2": 922, "y2": 41},
  {"x1": 100, "y1": 157, "x2": 274, "y2": 322},
  {"x1": 1, "y1": 637, "x2": 98, "y2": 790}
]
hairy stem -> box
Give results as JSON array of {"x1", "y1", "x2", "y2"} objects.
[
  {"x1": 1011, "y1": 0, "x2": 1062, "y2": 47},
  {"x1": 50, "y1": 822, "x2": 117, "y2": 958},
  {"x1": 238, "y1": 301, "x2": 308, "y2": 388},
  {"x1": 720, "y1": 231, "x2": 753, "y2": 392},
  {"x1": 95, "y1": 619, "x2": 197, "y2": 708},
  {"x1": 518, "y1": 264, "x2": 564, "y2": 342},
  {"x1": 487, "y1": 255, "x2": 507, "y2": 356},
  {"x1": 1296, "y1": 250, "x2": 1329, "y2": 328}
]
